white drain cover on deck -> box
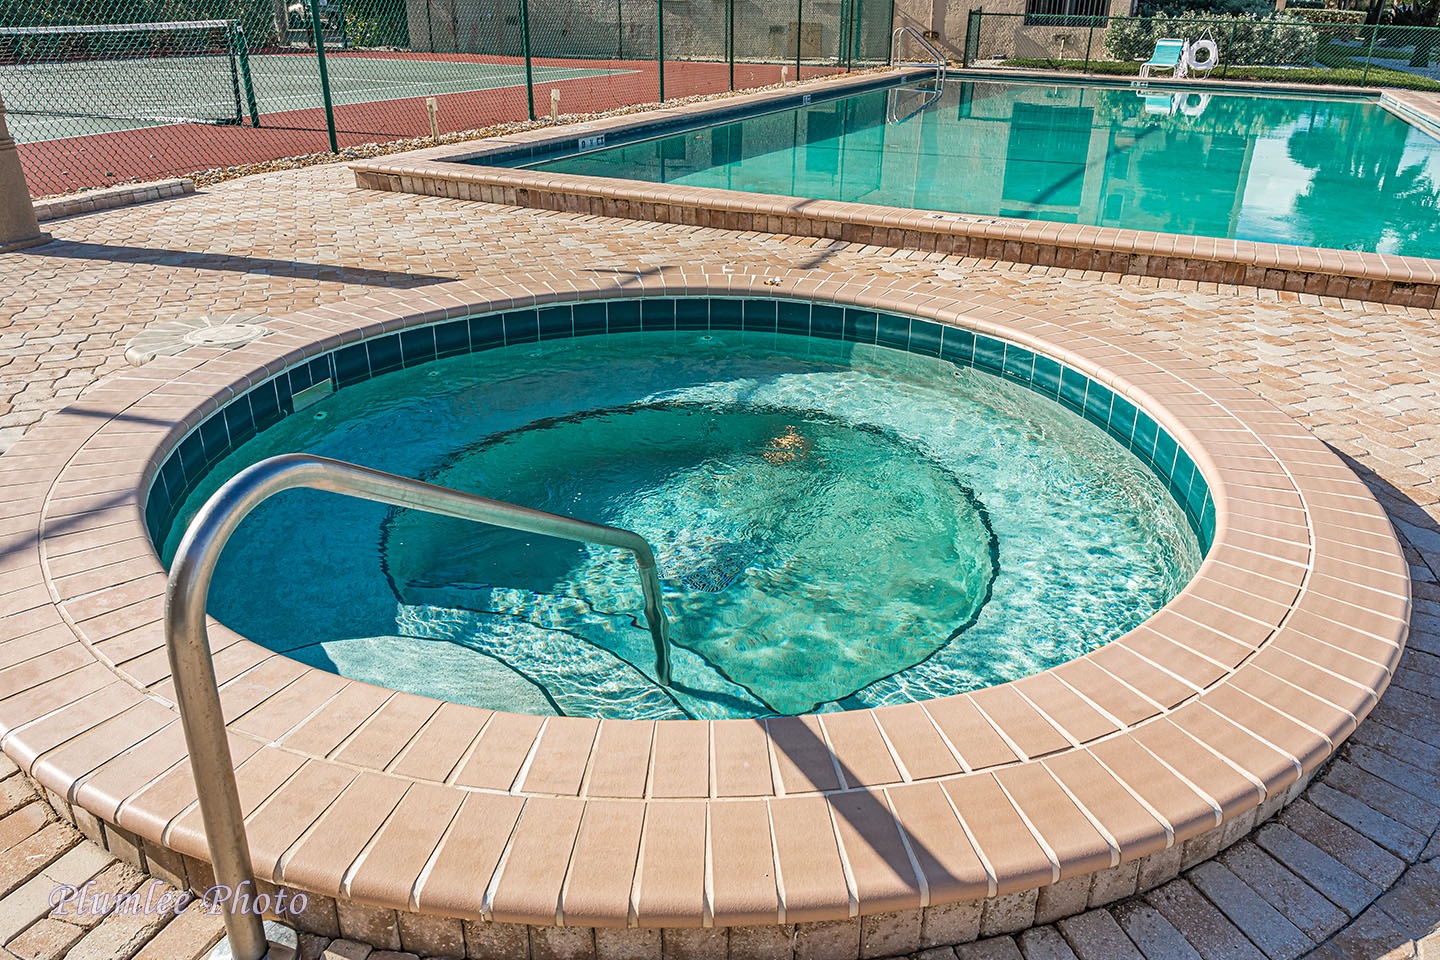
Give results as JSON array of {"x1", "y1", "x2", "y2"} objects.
[{"x1": 125, "y1": 314, "x2": 272, "y2": 365}]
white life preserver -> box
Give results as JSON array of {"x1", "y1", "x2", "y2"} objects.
[
  {"x1": 1179, "y1": 92, "x2": 1211, "y2": 117},
  {"x1": 1187, "y1": 39, "x2": 1219, "y2": 73}
]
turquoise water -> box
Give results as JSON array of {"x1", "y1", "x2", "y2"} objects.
[
  {"x1": 513, "y1": 79, "x2": 1440, "y2": 258},
  {"x1": 163, "y1": 332, "x2": 1201, "y2": 719}
]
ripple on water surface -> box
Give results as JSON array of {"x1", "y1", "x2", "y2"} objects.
[{"x1": 163, "y1": 329, "x2": 1201, "y2": 719}]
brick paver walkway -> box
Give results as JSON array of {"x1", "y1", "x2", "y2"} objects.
[{"x1": 0, "y1": 163, "x2": 1437, "y2": 959}]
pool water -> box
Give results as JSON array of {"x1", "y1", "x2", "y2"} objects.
[
  {"x1": 512, "y1": 79, "x2": 1440, "y2": 258},
  {"x1": 164, "y1": 331, "x2": 1201, "y2": 720}
]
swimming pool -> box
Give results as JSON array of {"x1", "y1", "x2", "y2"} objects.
[
  {"x1": 155, "y1": 303, "x2": 1204, "y2": 720},
  {"x1": 504, "y1": 78, "x2": 1440, "y2": 259}
]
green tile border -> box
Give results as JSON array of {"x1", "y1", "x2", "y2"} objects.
[{"x1": 146, "y1": 297, "x2": 1214, "y2": 554}]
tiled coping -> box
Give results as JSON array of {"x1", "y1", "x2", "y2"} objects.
[
  {"x1": 0, "y1": 270, "x2": 1410, "y2": 959},
  {"x1": 349, "y1": 71, "x2": 1440, "y2": 310},
  {"x1": 32, "y1": 179, "x2": 195, "y2": 222}
]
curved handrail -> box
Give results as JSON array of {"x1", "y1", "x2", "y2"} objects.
[
  {"x1": 163, "y1": 453, "x2": 672, "y2": 959},
  {"x1": 886, "y1": 82, "x2": 945, "y2": 124},
  {"x1": 891, "y1": 25, "x2": 947, "y2": 84}
]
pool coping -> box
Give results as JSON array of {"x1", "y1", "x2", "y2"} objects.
[
  {"x1": 0, "y1": 269, "x2": 1410, "y2": 948},
  {"x1": 347, "y1": 69, "x2": 1440, "y2": 309}
]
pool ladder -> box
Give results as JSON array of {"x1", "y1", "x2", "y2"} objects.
[
  {"x1": 888, "y1": 26, "x2": 947, "y2": 122},
  {"x1": 163, "y1": 453, "x2": 673, "y2": 960}
]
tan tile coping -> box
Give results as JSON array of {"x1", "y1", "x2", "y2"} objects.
[
  {"x1": 348, "y1": 71, "x2": 1440, "y2": 310},
  {"x1": 33, "y1": 179, "x2": 196, "y2": 222},
  {"x1": 0, "y1": 268, "x2": 1410, "y2": 957}
]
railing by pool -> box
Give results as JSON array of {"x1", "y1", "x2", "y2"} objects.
[{"x1": 163, "y1": 453, "x2": 672, "y2": 960}]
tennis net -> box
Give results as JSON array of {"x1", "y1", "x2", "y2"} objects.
[{"x1": 0, "y1": 19, "x2": 252, "y2": 126}]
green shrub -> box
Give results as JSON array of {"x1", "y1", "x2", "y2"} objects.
[
  {"x1": 1294, "y1": 8, "x2": 1366, "y2": 23},
  {"x1": 1105, "y1": 11, "x2": 1322, "y2": 65},
  {"x1": 997, "y1": 55, "x2": 1440, "y2": 89}
]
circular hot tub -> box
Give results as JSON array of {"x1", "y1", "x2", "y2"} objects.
[
  {"x1": 153, "y1": 307, "x2": 1204, "y2": 722},
  {"x1": 2, "y1": 274, "x2": 1408, "y2": 959}
]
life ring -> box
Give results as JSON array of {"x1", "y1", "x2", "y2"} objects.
[
  {"x1": 1187, "y1": 39, "x2": 1219, "y2": 73},
  {"x1": 1179, "y1": 92, "x2": 1211, "y2": 117}
]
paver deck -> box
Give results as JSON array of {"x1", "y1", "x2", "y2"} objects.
[{"x1": 0, "y1": 161, "x2": 1437, "y2": 959}]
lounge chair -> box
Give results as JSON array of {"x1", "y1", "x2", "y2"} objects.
[
  {"x1": 1141, "y1": 92, "x2": 1179, "y2": 115},
  {"x1": 1139, "y1": 38, "x2": 1188, "y2": 79}
]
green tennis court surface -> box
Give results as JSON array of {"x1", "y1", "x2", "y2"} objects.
[{"x1": 1, "y1": 55, "x2": 630, "y2": 143}]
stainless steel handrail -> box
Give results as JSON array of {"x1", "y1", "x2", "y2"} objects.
[
  {"x1": 886, "y1": 80, "x2": 945, "y2": 124},
  {"x1": 164, "y1": 453, "x2": 673, "y2": 960},
  {"x1": 890, "y1": 25, "x2": 947, "y2": 86}
]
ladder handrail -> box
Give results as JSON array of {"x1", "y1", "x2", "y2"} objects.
[
  {"x1": 163, "y1": 453, "x2": 673, "y2": 959},
  {"x1": 891, "y1": 25, "x2": 946, "y2": 85}
]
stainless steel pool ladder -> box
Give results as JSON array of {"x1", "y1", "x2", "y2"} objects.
[
  {"x1": 163, "y1": 453, "x2": 673, "y2": 960},
  {"x1": 890, "y1": 26, "x2": 947, "y2": 87}
]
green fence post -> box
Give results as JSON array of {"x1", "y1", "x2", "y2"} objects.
[
  {"x1": 1361, "y1": 21, "x2": 1379, "y2": 85},
  {"x1": 1220, "y1": 19, "x2": 1236, "y2": 78},
  {"x1": 519, "y1": 0, "x2": 536, "y2": 119},
  {"x1": 887, "y1": 0, "x2": 898, "y2": 61},
  {"x1": 234, "y1": 24, "x2": 261, "y2": 127},
  {"x1": 657, "y1": 0, "x2": 665, "y2": 101},
  {"x1": 308, "y1": 0, "x2": 339, "y2": 152},
  {"x1": 964, "y1": 9, "x2": 982, "y2": 67},
  {"x1": 796, "y1": 0, "x2": 804, "y2": 78},
  {"x1": 727, "y1": 0, "x2": 736, "y2": 89},
  {"x1": 1082, "y1": 19, "x2": 1094, "y2": 73}
]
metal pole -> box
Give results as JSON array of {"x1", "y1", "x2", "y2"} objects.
[
  {"x1": 0, "y1": 93, "x2": 51, "y2": 254},
  {"x1": 308, "y1": 0, "x2": 339, "y2": 152},
  {"x1": 165, "y1": 549, "x2": 272, "y2": 956},
  {"x1": 657, "y1": 0, "x2": 666, "y2": 101},
  {"x1": 1361, "y1": 21, "x2": 1379, "y2": 85},
  {"x1": 886, "y1": 0, "x2": 898, "y2": 62},
  {"x1": 795, "y1": 0, "x2": 803, "y2": 78},
  {"x1": 226, "y1": 22, "x2": 245, "y2": 126},
  {"x1": 1082, "y1": 19, "x2": 1093, "y2": 73},
  {"x1": 727, "y1": 0, "x2": 735, "y2": 89},
  {"x1": 1220, "y1": 20, "x2": 1236, "y2": 78},
  {"x1": 844, "y1": 0, "x2": 857, "y2": 70},
  {"x1": 234, "y1": 25, "x2": 261, "y2": 127},
  {"x1": 165, "y1": 454, "x2": 675, "y2": 958},
  {"x1": 520, "y1": 0, "x2": 536, "y2": 120}
]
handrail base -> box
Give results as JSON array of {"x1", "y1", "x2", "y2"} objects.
[{"x1": 204, "y1": 922, "x2": 297, "y2": 960}]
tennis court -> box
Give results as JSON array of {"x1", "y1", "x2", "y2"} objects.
[{"x1": 2, "y1": 52, "x2": 631, "y2": 144}]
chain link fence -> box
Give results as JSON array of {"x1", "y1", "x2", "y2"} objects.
[
  {"x1": 0, "y1": 0, "x2": 895, "y2": 197},
  {"x1": 962, "y1": 11, "x2": 1440, "y2": 90}
]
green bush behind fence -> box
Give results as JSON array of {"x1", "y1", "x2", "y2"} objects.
[{"x1": 965, "y1": 9, "x2": 1440, "y2": 89}]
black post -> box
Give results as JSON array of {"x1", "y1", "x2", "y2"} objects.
[
  {"x1": 727, "y1": 0, "x2": 736, "y2": 89},
  {"x1": 795, "y1": 0, "x2": 804, "y2": 78},
  {"x1": 843, "y1": 0, "x2": 857, "y2": 69},
  {"x1": 520, "y1": 0, "x2": 536, "y2": 120},
  {"x1": 657, "y1": 0, "x2": 665, "y2": 101}
]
